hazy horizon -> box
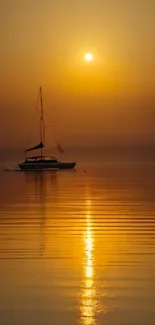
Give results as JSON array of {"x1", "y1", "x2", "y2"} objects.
[{"x1": 1, "y1": 141, "x2": 155, "y2": 152}]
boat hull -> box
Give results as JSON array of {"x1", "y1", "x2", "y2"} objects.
[{"x1": 18, "y1": 162, "x2": 76, "y2": 170}]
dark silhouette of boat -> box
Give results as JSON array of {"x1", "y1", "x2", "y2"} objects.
[{"x1": 19, "y1": 87, "x2": 76, "y2": 171}]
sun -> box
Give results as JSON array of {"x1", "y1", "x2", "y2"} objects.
[{"x1": 84, "y1": 52, "x2": 93, "y2": 62}]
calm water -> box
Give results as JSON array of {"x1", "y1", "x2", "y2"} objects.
[{"x1": 0, "y1": 149, "x2": 155, "y2": 325}]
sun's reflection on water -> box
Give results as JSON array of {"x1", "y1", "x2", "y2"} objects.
[
  {"x1": 80, "y1": 209, "x2": 98, "y2": 325},
  {"x1": 85, "y1": 220, "x2": 93, "y2": 280}
]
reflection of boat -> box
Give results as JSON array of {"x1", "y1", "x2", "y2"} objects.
[{"x1": 19, "y1": 87, "x2": 76, "y2": 171}]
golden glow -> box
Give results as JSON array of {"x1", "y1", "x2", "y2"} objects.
[
  {"x1": 2, "y1": 1, "x2": 155, "y2": 149},
  {"x1": 80, "y1": 206, "x2": 97, "y2": 325},
  {"x1": 85, "y1": 222, "x2": 93, "y2": 279},
  {"x1": 84, "y1": 52, "x2": 93, "y2": 62}
]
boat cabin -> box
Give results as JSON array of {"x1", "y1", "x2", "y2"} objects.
[{"x1": 24, "y1": 156, "x2": 58, "y2": 163}]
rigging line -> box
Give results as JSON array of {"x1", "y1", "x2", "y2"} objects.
[
  {"x1": 26, "y1": 91, "x2": 40, "y2": 147},
  {"x1": 40, "y1": 86, "x2": 45, "y2": 145},
  {"x1": 53, "y1": 131, "x2": 65, "y2": 153},
  {"x1": 45, "y1": 124, "x2": 65, "y2": 153}
]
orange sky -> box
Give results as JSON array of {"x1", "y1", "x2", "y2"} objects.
[{"x1": 0, "y1": 0, "x2": 155, "y2": 148}]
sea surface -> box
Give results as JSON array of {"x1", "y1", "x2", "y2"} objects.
[{"x1": 0, "y1": 147, "x2": 155, "y2": 325}]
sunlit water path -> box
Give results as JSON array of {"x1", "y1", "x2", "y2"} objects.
[{"x1": 0, "y1": 155, "x2": 155, "y2": 325}]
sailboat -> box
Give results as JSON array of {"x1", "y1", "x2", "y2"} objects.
[{"x1": 18, "y1": 87, "x2": 76, "y2": 170}]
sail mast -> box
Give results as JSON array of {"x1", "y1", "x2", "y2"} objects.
[{"x1": 39, "y1": 87, "x2": 45, "y2": 158}]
